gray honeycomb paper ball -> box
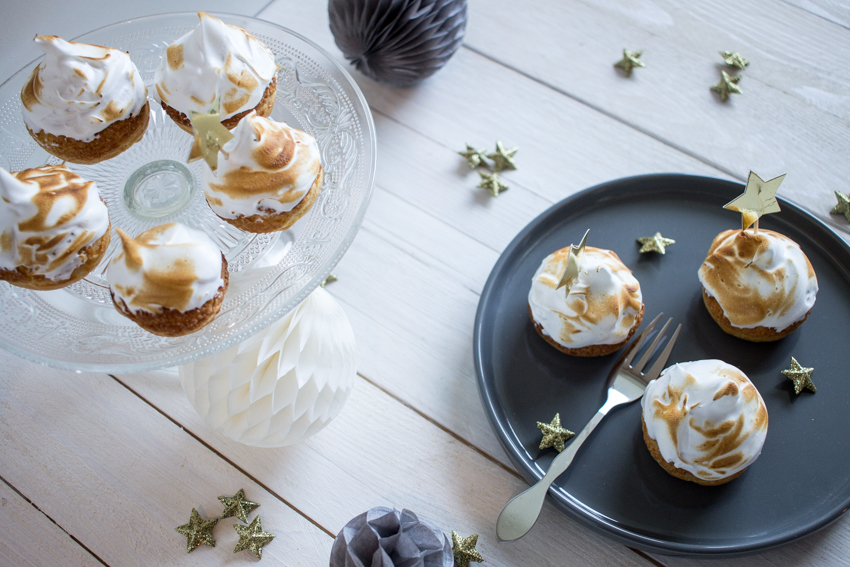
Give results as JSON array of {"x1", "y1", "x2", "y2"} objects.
[
  {"x1": 329, "y1": 507, "x2": 455, "y2": 567},
  {"x1": 328, "y1": 0, "x2": 468, "y2": 86}
]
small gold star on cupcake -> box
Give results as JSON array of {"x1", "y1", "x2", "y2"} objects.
[
  {"x1": 711, "y1": 70, "x2": 743, "y2": 102},
  {"x1": 487, "y1": 141, "x2": 518, "y2": 172},
  {"x1": 614, "y1": 49, "x2": 645, "y2": 76},
  {"x1": 187, "y1": 98, "x2": 234, "y2": 172},
  {"x1": 459, "y1": 143, "x2": 488, "y2": 169},
  {"x1": 451, "y1": 531, "x2": 484, "y2": 567},
  {"x1": 175, "y1": 508, "x2": 218, "y2": 553},
  {"x1": 782, "y1": 357, "x2": 816, "y2": 394},
  {"x1": 478, "y1": 170, "x2": 508, "y2": 196},
  {"x1": 219, "y1": 488, "x2": 260, "y2": 523},
  {"x1": 537, "y1": 413, "x2": 575, "y2": 452},
  {"x1": 830, "y1": 191, "x2": 850, "y2": 222},
  {"x1": 234, "y1": 515, "x2": 275, "y2": 560},
  {"x1": 724, "y1": 171, "x2": 785, "y2": 231},
  {"x1": 637, "y1": 232, "x2": 676, "y2": 254},
  {"x1": 720, "y1": 51, "x2": 749, "y2": 70}
]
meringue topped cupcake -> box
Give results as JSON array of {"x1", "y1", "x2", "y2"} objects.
[
  {"x1": 154, "y1": 12, "x2": 279, "y2": 133},
  {"x1": 641, "y1": 360, "x2": 769, "y2": 486},
  {"x1": 203, "y1": 111, "x2": 322, "y2": 233},
  {"x1": 528, "y1": 241, "x2": 643, "y2": 357},
  {"x1": 698, "y1": 229, "x2": 817, "y2": 342},
  {"x1": 107, "y1": 223, "x2": 228, "y2": 337},
  {"x1": 0, "y1": 165, "x2": 110, "y2": 290},
  {"x1": 21, "y1": 35, "x2": 149, "y2": 164}
]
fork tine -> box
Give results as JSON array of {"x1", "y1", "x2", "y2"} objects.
[
  {"x1": 643, "y1": 323, "x2": 682, "y2": 381},
  {"x1": 632, "y1": 318, "x2": 672, "y2": 374},
  {"x1": 622, "y1": 313, "x2": 662, "y2": 367}
]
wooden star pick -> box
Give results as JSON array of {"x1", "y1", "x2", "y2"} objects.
[
  {"x1": 175, "y1": 508, "x2": 218, "y2": 553},
  {"x1": 477, "y1": 170, "x2": 508, "y2": 196},
  {"x1": 486, "y1": 141, "x2": 518, "y2": 172},
  {"x1": 830, "y1": 191, "x2": 850, "y2": 222},
  {"x1": 451, "y1": 531, "x2": 484, "y2": 567},
  {"x1": 637, "y1": 232, "x2": 676, "y2": 254},
  {"x1": 537, "y1": 413, "x2": 575, "y2": 452},
  {"x1": 720, "y1": 51, "x2": 749, "y2": 70},
  {"x1": 233, "y1": 515, "x2": 275, "y2": 560},
  {"x1": 458, "y1": 143, "x2": 488, "y2": 169},
  {"x1": 219, "y1": 488, "x2": 260, "y2": 523},
  {"x1": 781, "y1": 357, "x2": 816, "y2": 394},
  {"x1": 557, "y1": 229, "x2": 590, "y2": 294},
  {"x1": 724, "y1": 171, "x2": 785, "y2": 231},
  {"x1": 188, "y1": 98, "x2": 234, "y2": 172},
  {"x1": 711, "y1": 70, "x2": 743, "y2": 102},
  {"x1": 614, "y1": 49, "x2": 645, "y2": 76}
]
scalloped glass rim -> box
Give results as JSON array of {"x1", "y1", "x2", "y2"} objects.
[{"x1": 0, "y1": 12, "x2": 376, "y2": 373}]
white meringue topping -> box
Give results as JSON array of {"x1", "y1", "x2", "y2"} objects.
[
  {"x1": 528, "y1": 246, "x2": 643, "y2": 349},
  {"x1": 698, "y1": 229, "x2": 818, "y2": 330},
  {"x1": 107, "y1": 223, "x2": 224, "y2": 314},
  {"x1": 203, "y1": 111, "x2": 322, "y2": 219},
  {"x1": 0, "y1": 165, "x2": 109, "y2": 281},
  {"x1": 642, "y1": 360, "x2": 769, "y2": 482},
  {"x1": 21, "y1": 35, "x2": 147, "y2": 142},
  {"x1": 153, "y1": 12, "x2": 278, "y2": 120}
]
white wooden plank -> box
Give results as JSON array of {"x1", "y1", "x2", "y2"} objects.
[
  {"x1": 0, "y1": 480, "x2": 102, "y2": 567},
  {"x1": 119, "y1": 367, "x2": 655, "y2": 567},
  {"x1": 0, "y1": 350, "x2": 332, "y2": 566},
  {"x1": 784, "y1": 0, "x2": 850, "y2": 28}
]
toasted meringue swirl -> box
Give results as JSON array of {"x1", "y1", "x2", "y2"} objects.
[
  {"x1": 21, "y1": 35, "x2": 147, "y2": 142},
  {"x1": 698, "y1": 229, "x2": 817, "y2": 330},
  {"x1": 203, "y1": 111, "x2": 321, "y2": 219},
  {"x1": 107, "y1": 223, "x2": 224, "y2": 314},
  {"x1": 153, "y1": 12, "x2": 278, "y2": 120},
  {"x1": 528, "y1": 246, "x2": 643, "y2": 348},
  {"x1": 642, "y1": 360, "x2": 768, "y2": 481},
  {"x1": 0, "y1": 165, "x2": 109, "y2": 281}
]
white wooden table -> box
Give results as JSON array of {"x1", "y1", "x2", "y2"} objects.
[{"x1": 2, "y1": 1, "x2": 849, "y2": 566}]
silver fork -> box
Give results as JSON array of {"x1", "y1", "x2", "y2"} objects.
[{"x1": 496, "y1": 314, "x2": 681, "y2": 542}]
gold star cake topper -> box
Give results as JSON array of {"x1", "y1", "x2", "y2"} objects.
[
  {"x1": 234, "y1": 515, "x2": 275, "y2": 560},
  {"x1": 724, "y1": 171, "x2": 785, "y2": 232},
  {"x1": 219, "y1": 488, "x2": 260, "y2": 523},
  {"x1": 175, "y1": 508, "x2": 218, "y2": 553},
  {"x1": 459, "y1": 143, "x2": 488, "y2": 169},
  {"x1": 720, "y1": 51, "x2": 749, "y2": 70},
  {"x1": 557, "y1": 229, "x2": 590, "y2": 295},
  {"x1": 711, "y1": 70, "x2": 743, "y2": 102},
  {"x1": 487, "y1": 141, "x2": 518, "y2": 172},
  {"x1": 830, "y1": 191, "x2": 850, "y2": 222},
  {"x1": 478, "y1": 170, "x2": 508, "y2": 196},
  {"x1": 537, "y1": 413, "x2": 575, "y2": 452},
  {"x1": 782, "y1": 357, "x2": 816, "y2": 394},
  {"x1": 451, "y1": 531, "x2": 484, "y2": 567},
  {"x1": 188, "y1": 98, "x2": 234, "y2": 172},
  {"x1": 637, "y1": 232, "x2": 676, "y2": 254},
  {"x1": 614, "y1": 49, "x2": 645, "y2": 76}
]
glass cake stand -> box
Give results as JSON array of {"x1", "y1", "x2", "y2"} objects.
[{"x1": 0, "y1": 12, "x2": 376, "y2": 372}]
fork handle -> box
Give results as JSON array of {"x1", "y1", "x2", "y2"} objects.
[{"x1": 496, "y1": 410, "x2": 605, "y2": 542}]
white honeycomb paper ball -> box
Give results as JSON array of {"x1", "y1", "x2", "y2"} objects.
[{"x1": 179, "y1": 287, "x2": 356, "y2": 447}]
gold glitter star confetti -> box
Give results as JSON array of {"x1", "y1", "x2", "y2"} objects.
[
  {"x1": 175, "y1": 508, "x2": 218, "y2": 553},
  {"x1": 458, "y1": 143, "x2": 489, "y2": 169},
  {"x1": 711, "y1": 70, "x2": 743, "y2": 102},
  {"x1": 637, "y1": 232, "x2": 676, "y2": 254},
  {"x1": 234, "y1": 515, "x2": 275, "y2": 560},
  {"x1": 557, "y1": 229, "x2": 589, "y2": 294},
  {"x1": 487, "y1": 141, "x2": 518, "y2": 172},
  {"x1": 219, "y1": 488, "x2": 260, "y2": 523},
  {"x1": 724, "y1": 171, "x2": 785, "y2": 231},
  {"x1": 188, "y1": 98, "x2": 234, "y2": 172},
  {"x1": 614, "y1": 49, "x2": 645, "y2": 76},
  {"x1": 537, "y1": 413, "x2": 575, "y2": 452},
  {"x1": 830, "y1": 191, "x2": 850, "y2": 222},
  {"x1": 720, "y1": 51, "x2": 749, "y2": 70},
  {"x1": 451, "y1": 531, "x2": 484, "y2": 567},
  {"x1": 321, "y1": 273, "x2": 339, "y2": 287},
  {"x1": 478, "y1": 170, "x2": 508, "y2": 196},
  {"x1": 781, "y1": 357, "x2": 816, "y2": 394}
]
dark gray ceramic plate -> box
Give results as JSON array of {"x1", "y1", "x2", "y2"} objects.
[{"x1": 473, "y1": 174, "x2": 850, "y2": 557}]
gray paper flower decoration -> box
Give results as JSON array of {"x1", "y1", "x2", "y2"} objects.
[
  {"x1": 330, "y1": 507, "x2": 454, "y2": 567},
  {"x1": 328, "y1": 0, "x2": 468, "y2": 86}
]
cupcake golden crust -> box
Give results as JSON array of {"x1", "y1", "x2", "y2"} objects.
[
  {"x1": 21, "y1": 35, "x2": 149, "y2": 164},
  {"x1": 203, "y1": 111, "x2": 323, "y2": 233},
  {"x1": 698, "y1": 229, "x2": 817, "y2": 342},
  {"x1": 106, "y1": 223, "x2": 228, "y2": 337},
  {"x1": 641, "y1": 360, "x2": 768, "y2": 486},
  {"x1": 0, "y1": 165, "x2": 110, "y2": 290},
  {"x1": 528, "y1": 246, "x2": 643, "y2": 357}
]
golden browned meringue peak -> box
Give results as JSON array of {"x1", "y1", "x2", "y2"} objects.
[
  {"x1": 203, "y1": 111, "x2": 322, "y2": 219},
  {"x1": 0, "y1": 165, "x2": 109, "y2": 281},
  {"x1": 698, "y1": 229, "x2": 818, "y2": 330}
]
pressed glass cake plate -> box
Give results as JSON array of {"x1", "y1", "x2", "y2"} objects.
[{"x1": 0, "y1": 13, "x2": 376, "y2": 372}]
